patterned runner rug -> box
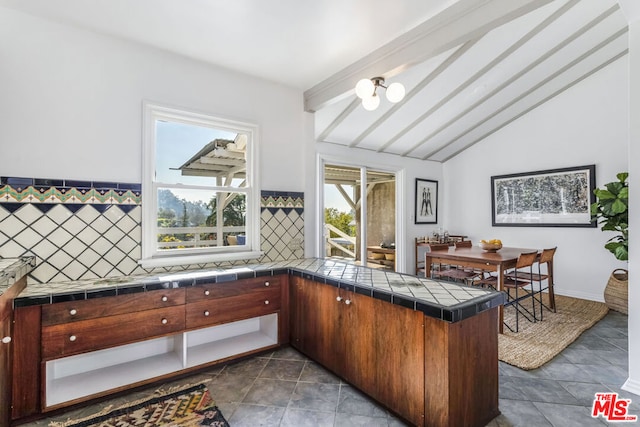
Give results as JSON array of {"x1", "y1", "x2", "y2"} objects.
[
  {"x1": 49, "y1": 383, "x2": 229, "y2": 427},
  {"x1": 499, "y1": 293, "x2": 609, "y2": 370}
]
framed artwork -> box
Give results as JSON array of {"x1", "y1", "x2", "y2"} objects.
[
  {"x1": 415, "y1": 179, "x2": 438, "y2": 224},
  {"x1": 491, "y1": 164, "x2": 596, "y2": 227}
]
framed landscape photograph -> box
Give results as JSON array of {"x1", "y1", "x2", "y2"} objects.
[
  {"x1": 491, "y1": 164, "x2": 596, "y2": 227},
  {"x1": 415, "y1": 178, "x2": 438, "y2": 224}
]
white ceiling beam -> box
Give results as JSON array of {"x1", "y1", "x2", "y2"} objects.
[
  {"x1": 408, "y1": 4, "x2": 622, "y2": 158},
  {"x1": 303, "y1": 0, "x2": 554, "y2": 112}
]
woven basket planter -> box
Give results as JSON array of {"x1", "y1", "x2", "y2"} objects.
[{"x1": 604, "y1": 268, "x2": 628, "y2": 314}]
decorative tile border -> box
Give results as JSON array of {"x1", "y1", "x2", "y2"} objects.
[
  {"x1": 261, "y1": 191, "x2": 304, "y2": 210},
  {"x1": 0, "y1": 177, "x2": 141, "y2": 209}
]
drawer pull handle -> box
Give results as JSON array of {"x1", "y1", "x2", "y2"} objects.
[
  {"x1": 69, "y1": 335, "x2": 77, "y2": 342},
  {"x1": 161, "y1": 318, "x2": 168, "y2": 324},
  {"x1": 336, "y1": 296, "x2": 342, "y2": 302},
  {"x1": 204, "y1": 311, "x2": 210, "y2": 316},
  {"x1": 204, "y1": 290, "x2": 210, "y2": 296},
  {"x1": 264, "y1": 300, "x2": 269, "y2": 305},
  {"x1": 265, "y1": 281, "x2": 270, "y2": 287},
  {"x1": 345, "y1": 299, "x2": 352, "y2": 305},
  {"x1": 1, "y1": 336, "x2": 11, "y2": 344},
  {"x1": 69, "y1": 309, "x2": 77, "y2": 316},
  {"x1": 161, "y1": 296, "x2": 168, "y2": 302}
]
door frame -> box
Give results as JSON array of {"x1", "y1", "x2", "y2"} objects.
[{"x1": 316, "y1": 154, "x2": 406, "y2": 272}]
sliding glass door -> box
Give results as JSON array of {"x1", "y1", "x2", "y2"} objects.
[{"x1": 321, "y1": 162, "x2": 397, "y2": 271}]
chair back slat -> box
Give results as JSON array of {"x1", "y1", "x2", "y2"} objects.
[
  {"x1": 516, "y1": 251, "x2": 538, "y2": 268},
  {"x1": 539, "y1": 247, "x2": 557, "y2": 264},
  {"x1": 427, "y1": 243, "x2": 449, "y2": 252},
  {"x1": 454, "y1": 240, "x2": 472, "y2": 248}
]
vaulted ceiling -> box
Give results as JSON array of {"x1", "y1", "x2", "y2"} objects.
[
  {"x1": 309, "y1": 0, "x2": 628, "y2": 162},
  {"x1": 1, "y1": 0, "x2": 628, "y2": 162}
]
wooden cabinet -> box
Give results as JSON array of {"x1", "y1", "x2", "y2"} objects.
[
  {"x1": 290, "y1": 275, "x2": 498, "y2": 427},
  {"x1": 289, "y1": 276, "x2": 425, "y2": 426},
  {"x1": 10, "y1": 275, "x2": 289, "y2": 419}
]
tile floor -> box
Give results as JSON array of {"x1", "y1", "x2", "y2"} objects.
[{"x1": 18, "y1": 311, "x2": 633, "y2": 427}]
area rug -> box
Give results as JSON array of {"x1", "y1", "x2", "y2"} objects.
[
  {"x1": 499, "y1": 293, "x2": 609, "y2": 370},
  {"x1": 49, "y1": 383, "x2": 229, "y2": 427}
]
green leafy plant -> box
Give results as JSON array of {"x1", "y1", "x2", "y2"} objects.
[{"x1": 591, "y1": 172, "x2": 628, "y2": 261}]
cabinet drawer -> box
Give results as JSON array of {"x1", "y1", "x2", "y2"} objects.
[
  {"x1": 186, "y1": 276, "x2": 280, "y2": 302},
  {"x1": 42, "y1": 288, "x2": 186, "y2": 326},
  {"x1": 41, "y1": 305, "x2": 185, "y2": 359},
  {"x1": 186, "y1": 288, "x2": 280, "y2": 329}
]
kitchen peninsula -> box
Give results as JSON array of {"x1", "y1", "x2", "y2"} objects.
[{"x1": 5, "y1": 258, "x2": 504, "y2": 427}]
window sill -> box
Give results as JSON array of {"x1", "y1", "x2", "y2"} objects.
[{"x1": 138, "y1": 251, "x2": 263, "y2": 269}]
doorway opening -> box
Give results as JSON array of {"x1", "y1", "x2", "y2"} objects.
[{"x1": 322, "y1": 163, "x2": 397, "y2": 271}]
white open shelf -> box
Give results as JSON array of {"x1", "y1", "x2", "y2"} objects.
[
  {"x1": 186, "y1": 313, "x2": 278, "y2": 368},
  {"x1": 44, "y1": 313, "x2": 278, "y2": 408}
]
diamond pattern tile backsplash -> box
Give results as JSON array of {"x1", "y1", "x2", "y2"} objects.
[{"x1": 0, "y1": 177, "x2": 304, "y2": 284}]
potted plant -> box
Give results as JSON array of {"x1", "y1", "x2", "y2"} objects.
[{"x1": 591, "y1": 172, "x2": 628, "y2": 313}]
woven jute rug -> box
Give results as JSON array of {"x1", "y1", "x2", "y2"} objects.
[
  {"x1": 49, "y1": 383, "x2": 229, "y2": 427},
  {"x1": 499, "y1": 293, "x2": 609, "y2": 370}
]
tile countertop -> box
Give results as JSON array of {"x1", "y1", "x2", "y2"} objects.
[
  {"x1": 15, "y1": 258, "x2": 505, "y2": 323},
  {"x1": 0, "y1": 256, "x2": 36, "y2": 297}
]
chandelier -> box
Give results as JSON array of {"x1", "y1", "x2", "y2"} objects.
[{"x1": 355, "y1": 77, "x2": 405, "y2": 111}]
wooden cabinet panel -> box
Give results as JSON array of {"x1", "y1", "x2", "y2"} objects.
[
  {"x1": 0, "y1": 308, "x2": 11, "y2": 427},
  {"x1": 186, "y1": 287, "x2": 280, "y2": 329},
  {"x1": 11, "y1": 305, "x2": 41, "y2": 421},
  {"x1": 42, "y1": 288, "x2": 186, "y2": 326},
  {"x1": 289, "y1": 277, "x2": 343, "y2": 373},
  {"x1": 186, "y1": 276, "x2": 280, "y2": 302},
  {"x1": 370, "y1": 297, "x2": 425, "y2": 426},
  {"x1": 424, "y1": 308, "x2": 499, "y2": 427},
  {"x1": 42, "y1": 305, "x2": 185, "y2": 359}
]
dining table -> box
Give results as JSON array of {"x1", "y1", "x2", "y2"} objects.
[{"x1": 425, "y1": 246, "x2": 544, "y2": 334}]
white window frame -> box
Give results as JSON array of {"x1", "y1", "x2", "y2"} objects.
[{"x1": 139, "y1": 102, "x2": 261, "y2": 268}]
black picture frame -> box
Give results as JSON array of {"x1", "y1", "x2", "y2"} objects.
[
  {"x1": 415, "y1": 178, "x2": 438, "y2": 224},
  {"x1": 491, "y1": 164, "x2": 596, "y2": 227}
]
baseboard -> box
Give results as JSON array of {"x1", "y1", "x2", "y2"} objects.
[
  {"x1": 622, "y1": 377, "x2": 640, "y2": 397},
  {"x1": 554, "y1": 289, "x2": 604, "y2": 302}
]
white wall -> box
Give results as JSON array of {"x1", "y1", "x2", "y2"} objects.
[
  {"x1": 443, "y1": 57, "x2": 629, "y2": 301},
  {"x1": 619, "y1": 0, "x2": 640, "y2": 397},
  {"x1": 309, "y1": 142, "x2": 443, "y2": 274},
  {"x1": 0, "y1": 7, "x2": 306, "y2": 192}
]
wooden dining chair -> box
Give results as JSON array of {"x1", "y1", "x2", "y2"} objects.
[
  {"x1": 424, "y1": 243, "x2": 449, "y2": 279},
  {"x1": 506, "y1": 247, "x2": 557, "y2": 319},
  {"x1": 430, "y1": 243, "x2": 482, "y2": 285},
  {"x1": 478, "y1": 251, "x2": 539, "y2": 332},
  {"x1": 454, "y1": 240, "x2": 472, "y2": 248}
]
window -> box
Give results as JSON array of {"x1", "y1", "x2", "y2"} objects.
[{"x1": 140, "y1": 103, "x2": 260, "y2": 267}]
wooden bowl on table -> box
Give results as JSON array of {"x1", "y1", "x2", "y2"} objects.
[{"x1": 479, "y1": 241, "x2": 502, "y2": 252}]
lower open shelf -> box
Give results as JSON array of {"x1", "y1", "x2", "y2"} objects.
[{"x1": 44, "y1": 313, "x2": 279, "y2": 409}]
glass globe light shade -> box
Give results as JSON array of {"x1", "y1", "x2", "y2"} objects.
[
  {"x1": 355, "y1": 78, "x2": 375, "y2": 99},
  {"x1": 385, "y1": 82, "x2": 405, "y2": 103},
  {"x1": 362, "y1": 93, "x2": 380, "y2": 111}
]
